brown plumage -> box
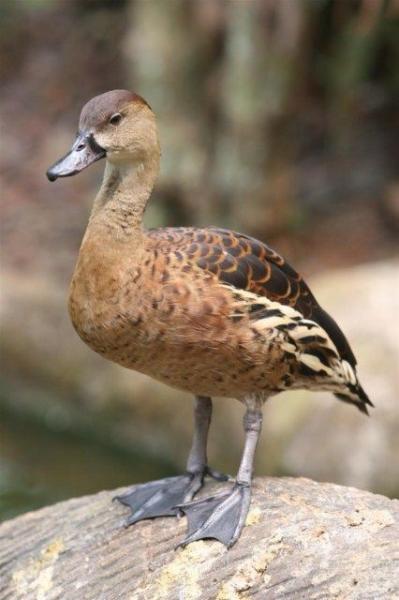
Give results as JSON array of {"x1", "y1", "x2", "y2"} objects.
[
  {"x1": 144, "y1": 225, "x2": 370, "y2": 411},
  {"x1": 47, "y1": 90, "x2": 372, "y2": 548},
  {"x1": 148, "y1": 226, "x2": 357, "y2": 363}
]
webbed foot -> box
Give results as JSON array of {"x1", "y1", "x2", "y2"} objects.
[
  {"x1": 115, "y1": 468, "x2": 229, "y2": 526},
  {"x1": 177, "y1": 482, "x2": 251, "y2": 548}
]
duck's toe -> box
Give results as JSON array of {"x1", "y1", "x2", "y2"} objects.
[
  {"x1": 115, "y1": 476, "x2": 193, "y2": 525},
  {"x1": 176, "y1": 482, "x2": 251, "y2": 548}
]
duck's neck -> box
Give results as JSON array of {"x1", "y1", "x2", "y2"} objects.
[{"x1": 89, "y1": 153, "x2": 160, "y2": 237}]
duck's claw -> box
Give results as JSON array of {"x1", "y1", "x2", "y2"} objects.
[
  {"x1": 205, "y1": 466, "x2": 232, "y2": 482},
  {"x1": 176, "y1": 483, "x2": 251, "y2": 548}
]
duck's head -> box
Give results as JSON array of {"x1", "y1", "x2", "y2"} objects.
[{"x1": 46, "y1": 90, "x2": 158, "y2": 182}]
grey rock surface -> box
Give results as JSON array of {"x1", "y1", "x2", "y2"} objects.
[{"x1": 0, "y1": 477, "x2": 398, "y2": 599}]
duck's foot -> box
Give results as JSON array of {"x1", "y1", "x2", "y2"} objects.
[
  {"x1": 115, "y1": 468, "x2": 229, "y2": 526},
  {"x1": 177, "y1": 482, "x2": 251, "y2": 548}
]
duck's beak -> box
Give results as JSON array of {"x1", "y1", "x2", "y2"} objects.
[{"x1": 46, "y1": 132, "x2": 106, "y2": 182}]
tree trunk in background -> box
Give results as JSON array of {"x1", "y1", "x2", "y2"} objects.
[
  {"x1": 124, "y1": 0, "x2": 223, "y2": 225},
  {"x1": 125, "y1": 0, "x2": 304, "y2": 230},
  {"x1": 213, "y1": 0, "x2": 303, "y2": 232},
  {"x1": 124, "y1": 0, "x2": 398, "y2": 234}
]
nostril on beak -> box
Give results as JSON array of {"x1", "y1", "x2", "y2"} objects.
[{"x1": 76, "y1": 143, "x2": 86, "y2": 151}]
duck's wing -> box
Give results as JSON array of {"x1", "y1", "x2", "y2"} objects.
[
  {"x1": 149, "y1": 226, "x2": 355, "y2": 363},
  {"x1": 148, "y1": 226, "x2": 372, "y2": 413}
]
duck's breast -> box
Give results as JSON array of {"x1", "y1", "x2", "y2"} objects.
[{"x1": 68, "y1": 236, "x2": 147, "y2": 359}]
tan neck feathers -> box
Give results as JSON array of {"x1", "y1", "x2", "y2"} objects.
[{"x1": 89, "y1": 151, "x2": 160, "y2": 236}]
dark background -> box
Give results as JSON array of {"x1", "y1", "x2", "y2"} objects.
[{"x1": 1, "y1": 0, "x2": 398, "y2": 521}]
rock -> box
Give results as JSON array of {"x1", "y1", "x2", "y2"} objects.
[{"x1": 0, "y1": 477, "x2": 398, "y2": 600}]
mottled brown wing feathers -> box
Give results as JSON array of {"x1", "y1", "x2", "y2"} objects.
[{"x1": 148, "y1": 226, "x2": 357, "y2": 367}]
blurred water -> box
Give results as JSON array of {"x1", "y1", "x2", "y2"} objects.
[{"x1": 0, "y1": 403, "x2": 175, "y2": 522}]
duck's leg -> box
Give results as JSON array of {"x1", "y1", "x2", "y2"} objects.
[
  {"x1": 116, "y1": 396, "x2": 227, "y2": 526},
  {"x1": 183, "y1": 395, "x2": 228, "y2": 500},
  {"x1": 177, "y1": 400, "x2": 263, "y2": 548}
]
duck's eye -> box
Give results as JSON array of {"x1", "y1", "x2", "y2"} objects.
[{"x1": 109, "y1": 113, "x2": 122, "y2": 126}]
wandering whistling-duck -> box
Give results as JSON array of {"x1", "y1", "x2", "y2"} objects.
[{"x1": 47, "y1": 90, "x2": 372, "y2": 548}]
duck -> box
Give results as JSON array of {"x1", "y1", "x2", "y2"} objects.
[{"x1": 46, "y1": 89, "x2": 372, "y2": 548}]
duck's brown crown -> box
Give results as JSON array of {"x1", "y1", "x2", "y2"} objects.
[{"x1": 79, "y1": 90, "x2": 150, "y2": 132}]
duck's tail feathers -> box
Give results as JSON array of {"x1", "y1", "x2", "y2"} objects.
[{"x1": 335, "y1": 382, "x2": 374, "y2": 416}]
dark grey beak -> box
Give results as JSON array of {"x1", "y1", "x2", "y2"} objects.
[{"x1": 46, "y1": 132, "x2": 106, "y2": 182}]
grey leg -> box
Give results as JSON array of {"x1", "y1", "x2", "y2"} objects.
[
  {"x1": 237, "y1": 406, "x2": 263, "y2": 485},
  {"x1": 183, "y1": 396, "x2": 228, "y2": 502},
  {"x1": 186, "y1": 395, "x2": 212, "y2": 474},
  {"x1": 177, "y1": 402, "x2": 263, "y2": 548},
  {"x1": 115, "y1": 396, "x2": 227, "y2": 526}
]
